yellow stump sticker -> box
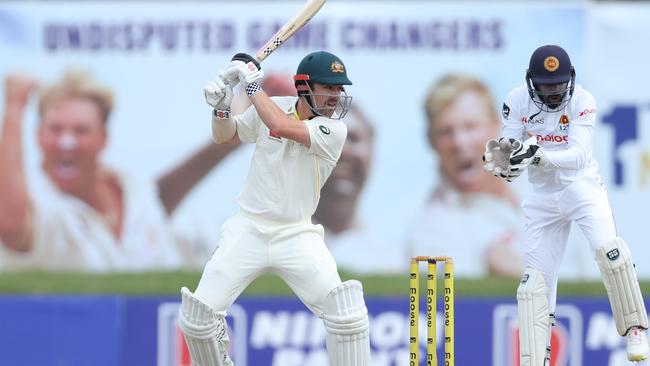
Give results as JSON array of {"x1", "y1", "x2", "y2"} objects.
[{"x1": 409, "y1": 259, "x2": 419, "y2": 366}]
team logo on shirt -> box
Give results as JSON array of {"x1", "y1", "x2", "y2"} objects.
[
  {"x1": 534, "y1": 134, "x2": 568, "y2": 143},
  {"x1": 559, "y1": 115, "x2": 569, "y2": 125},
  {"x1": 319, "y1": 125, "x2": 331, "y2": 135},
  {"x1": 523, "y1": 116, "x2": 545, "y2": 125},
  {"x1": 559, "y1": 114, "x2": 570, "y2": 130},
  {"x1": 544, "y1": 56, "x2": 560, "y2": 72},
  {"x1": 502, "y1": 103, "x2": 510, "y2": 118}
]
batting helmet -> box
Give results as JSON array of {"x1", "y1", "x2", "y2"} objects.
[
  {"x1": 294, "y1": 51, "x2": 352, "y2": 119},
  {"x1": 295, "y1": 51, "x2": 352, "y2": 86},
  {"x1": 525, "y1": 45, "x2": 576, "y2": 111}
]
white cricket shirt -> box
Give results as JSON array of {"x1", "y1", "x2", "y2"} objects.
[
  {"x1": 501, "y1": 84, "x2": 600, "y2": 192},
  {"x1": 0, "y1": 169, "x2": 182, "y2": 271},
  {"x1": 406, "y1": 180, "x2": 524, "y2": 277},
  {"x1": 234, "y1": 96, "x2": 347, "y2": 222}
]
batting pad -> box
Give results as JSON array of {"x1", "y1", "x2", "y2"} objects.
[
  {"x1": 596, "y1": 237, "x2": 649, "y2": 336},
  {"x1": 323, "y1": 280, "x2": 371, "y2": 366},
  {"x1": 178, "y1": 287, "x2": 233, "y2": 366},
  {"x1": 517, "y1": 268, "x2": 550, "y2": 366}
]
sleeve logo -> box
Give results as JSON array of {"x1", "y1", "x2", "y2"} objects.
[{"x1": 319, "y1": 125, "x2": 331, "y2": 135}]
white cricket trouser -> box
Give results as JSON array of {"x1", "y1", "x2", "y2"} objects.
[
  {"x1": 522, "y1": 176, "x2": 617, "y2": 313},
  {"x1": 195, "y1": 212, "x2": 342, "y2": 317}
]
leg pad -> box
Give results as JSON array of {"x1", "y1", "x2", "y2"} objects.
[
  {"x1": 517, "y1": 268, "x2": 550, "y2": 366},
  {"x1": 596, "y1": 237, "x2": 649, "y2": 335},
  {"x1": 323, "y1": 280, "x2": 371, "y2": 366},
  {"x1": 178, "y1": 287, "x2": 233, "y2": 366}
]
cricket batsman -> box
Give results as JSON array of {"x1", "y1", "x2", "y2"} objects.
[
  {"x1": 177, "y1": 51, "x2": 371, "y2": 365},
  {"x1": 483, "y1": 44, "x2": 650, "y2": 364}
]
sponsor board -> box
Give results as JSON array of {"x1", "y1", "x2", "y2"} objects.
[
  {"x1": 492, "y1": 304, "x2": 583, "y2": 366},
  {"x1": 152, "y1": 298, "x2": 647, "y2": 366},
  {"x1": 0, "y1": 294, "x2": 647, "y2": 366},
  {"x1": 158, "y1": 302, "x2": 248, "y2": 366},
  {"x1": 0, "y1": 295, "x2": 645, "y2": 365}
]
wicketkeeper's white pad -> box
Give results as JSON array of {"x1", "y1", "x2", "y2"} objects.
[
  {"x1": 323, "y1": 280, "x2": 371, "y2": 366},
  {"x1": 517, "y1": 268, "x2": 551, "y2": 366},
  {"x1": 595, "y1": 237, "x2": 649, "y2": 335},
  {"x1": 178, "y1": 287, "x2": 233, "y2": 366}
]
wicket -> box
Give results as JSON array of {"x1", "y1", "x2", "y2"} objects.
[{"x1": 409, "y1": 256, "x2": 455, "y2": 366}]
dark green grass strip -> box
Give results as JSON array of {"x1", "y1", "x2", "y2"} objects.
[{"x1": 2, "y1": 271, "x2": 647, "y2": 297}]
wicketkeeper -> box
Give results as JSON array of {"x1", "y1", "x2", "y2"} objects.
[{"x1": 484, "y1": 44, "x2": 649, "y2": 364}]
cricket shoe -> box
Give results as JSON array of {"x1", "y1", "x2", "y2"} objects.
[{"x1": 627, "y1": 327, "x2": 650, "y2": 362}]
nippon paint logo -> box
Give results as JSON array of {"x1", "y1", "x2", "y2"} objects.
[
  {"x1": 157, "y1": 302, "x2": 248, "y2": 366},
  {"x1": 159, "y1": 304, "x2": 430, "y2": 366},
  {"x1": 249, "y1": 310, "x2": 329, "y2": 365},
  {"x1": 492, "y1": 304, "x2": 583, "y2": 366},
  {"x1": 248, "y1": 309, "x2": 439, "y2": 366}
]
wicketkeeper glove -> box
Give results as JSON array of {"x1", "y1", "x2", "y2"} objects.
[
  {"x1": 505, "y1": 136, "x2": 546, "y2": 181},
  {"x1": 483, "y1": 137, "x2": 521, "y2": 178}
]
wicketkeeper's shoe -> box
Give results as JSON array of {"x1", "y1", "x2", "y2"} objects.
[{"x1": 627, "y1": 327, "x2": 650, "y2": 362}]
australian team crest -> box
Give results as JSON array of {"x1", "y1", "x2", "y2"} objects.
[{"x1": 331, "y1": 60, "x2": 345, "y2": 73}]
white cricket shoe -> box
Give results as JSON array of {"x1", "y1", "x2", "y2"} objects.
[{"x1": 627, "y1": 327, "x2": 650, "y2": 362}]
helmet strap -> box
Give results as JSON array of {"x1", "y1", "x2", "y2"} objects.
[
  {"x1": 294, "y1": 78, "x2": 352, "y2": 120},
  {"x1": 296, "y1": 81, "x2": 323, "y2": 118},
  {"x1": 526, "y1": 68, "x2": 576, "y2": 112}
]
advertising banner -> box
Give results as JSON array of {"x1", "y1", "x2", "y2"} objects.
[
  {"x1": 582, "y1": 3, "x2": 650, "y2": 278},
  {"x1": 0, "y1": 1, "x2": 605, "y2": 278},
  {"x1": 0, "y1": 295, "x2": 642, "y2": 366}
]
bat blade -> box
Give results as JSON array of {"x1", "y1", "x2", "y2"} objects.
[{"x1": 254, "y1": 0, "x2": 326, "y2": 62}]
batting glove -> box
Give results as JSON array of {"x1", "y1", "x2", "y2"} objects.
[
  {"x1": 224, "y1": 53, "x2": 264, "y2": 92},
  {"x1": 204, "y1": 70, "x2": 234, "y2": 118}
]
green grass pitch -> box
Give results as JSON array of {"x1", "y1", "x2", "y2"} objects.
[{"x1": 1, "y1": 271, "x2": 646, "y2": 297}]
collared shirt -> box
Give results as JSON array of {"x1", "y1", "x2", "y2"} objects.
[
  {"x1": 235, "y1": 96, "x2": 347, "y2": 222},
  {"x1": 325, "y1": 221, "x2": 404, "y2": 274},
  {"x1": 405, "y1": 180, "x2": 524, "y2": 277},
  {"x1": 501, "y1": 84, "x2": 601, "y2": 192}
]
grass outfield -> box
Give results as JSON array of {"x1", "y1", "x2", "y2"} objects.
[{"x1": 2, "y1": 271, "x2": 648, "y2": 297}]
